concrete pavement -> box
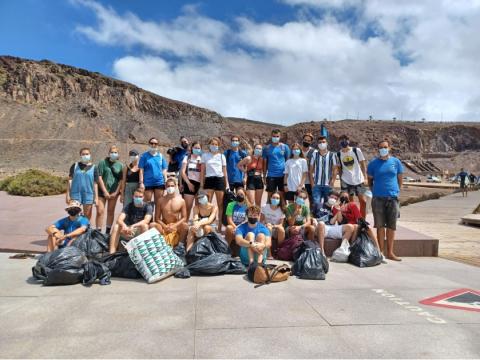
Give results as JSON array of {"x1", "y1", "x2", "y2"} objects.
[{"x1": 1, "y1": 253, "x2": 479, "y2": 358}]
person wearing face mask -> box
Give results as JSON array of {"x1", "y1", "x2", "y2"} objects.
[
  {"x1": 45, "y1": 200, "x2": 90, "y2": 252},
  {"x1": 97, "y1": 145, "x2": 124, "y2": 234},
  {"x1": 120, "y1": 149, "x2": 140, "y2": 207},
  {"x1": 263, "y1": 129, "x2": 291, "y2": 205},
  {"x1": 284, "y1": 189, "x2": 315, "y2": 241},
  {"x1": 186, "y1": 190, "x2": 219, "y2": 251},
  {"x1": 235, "y1": 205, "x2": 271, "y2": 266},
  {"x1": 67, "y1": 147, "x2": 99, "y2": 221},
  {"x1": 109, "y1": 188, "x2": 153, "y2": 254},
  {"x1": 150, "y1": 178, "x2": 189, "y2": 246},
  {"x1": 284, "y1": 143, "x2": 308, "y2": 204},
  {"x1": 200, "y1": 137, "x2": 229, "y2": 231},
  {"x1": 225, "y1": 188, "x2": 250, "y2": 253},
  {"x1": 310, "y1": 135, "x2": 338, "y2": 216},
  {"x1": 224, "y1": 135, "x2": 247, "y2": 191},
  {"x1": 167, "y1": 136, "x2": 190, "y2": 175},
  {"x1": 139, "y1": 137, "x2": 168, "y2": 220},
  {"x1": 301, "y1": 133, "x2": 315, "y2": 204},
  {"x1": 181, "y1": 141, "x2": 203, "y2": 220},
  {"x1": 237, "y1": 144, "x2": 265, "y2": 206},
  {"x1": 367, "y1": 139, "x2": 404, "y2": 261},
  {"x1": 260, "y1": 191, "x2": 286, "y2": 257},
  {"x1": 336, "y1": 134, "x2": 369, "y2": 218}
]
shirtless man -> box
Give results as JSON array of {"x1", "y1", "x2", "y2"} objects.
[{"x1": 150, "y1": 177, "x2": 189, "y2": 246}]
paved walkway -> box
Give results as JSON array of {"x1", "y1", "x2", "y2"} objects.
[
  {"x1": 399, "y1": 190, "x2": 480, "y2": 267},
  {"x1": 1, "y1": 253, "x2": 479, "y2": 358}
]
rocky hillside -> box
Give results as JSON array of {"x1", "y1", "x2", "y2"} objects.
[{"x1": 1, "y1": 55, "x2": 479, "y2": 175}]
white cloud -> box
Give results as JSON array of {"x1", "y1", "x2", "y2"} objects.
[{"x1": 76, "y1": 0, "x2": 480, "y2": 124}]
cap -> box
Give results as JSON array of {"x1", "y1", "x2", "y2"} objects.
[
  {"x1": 65, "y1": 199, "x2": 82, "y2": 211},
  {"x1": 129, "y1": 149, "x2": 139, "y2": 156}
]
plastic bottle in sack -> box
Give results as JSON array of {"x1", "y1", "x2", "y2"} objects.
[{"x1": 195, "y1": 226, "x2": 204, "y2": 238}]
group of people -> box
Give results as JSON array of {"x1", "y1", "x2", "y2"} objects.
[{"x1": 46, "y1": 128, "x2": 405, "y2": 265}]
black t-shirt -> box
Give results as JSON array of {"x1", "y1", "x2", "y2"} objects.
[
  {"x1": 69, "y1": 163, "x2": 99, "y2": 182},
  {"x1": 314, "y1": 203, "x2": 333, "y2": 223},
  {"x1": 123, "y1": 202, "x2": 153, "y2": 226}
]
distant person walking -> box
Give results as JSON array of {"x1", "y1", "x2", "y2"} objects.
[
  {"x1": 367, "y1": 140, "x2": 404, "y2": 261},
  {"x1": 67, "y1": 147, "x2": 98, "y2": 221},
  {"x1": 337, "y1": 134, "x2": 369, "y2": 218},
  {"x1": 456, "y1": 168, "x2": 469, "y2": 197},
  {"x1": 120, "y1": 149, "x2": 140, "y2": 207},
  {"x1": 468, "y1": 173, "x2": 476, "y2": 190}
]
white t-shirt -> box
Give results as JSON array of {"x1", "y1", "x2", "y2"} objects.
[
  {"x1": 338, "y1": 148, "x2": 366, "y2": 185},
  {"x1": 201, "y1": 152, "x2": 226, "y2": 178},
  {"x1": 182, "y1": 154, "x2": 202, "y2": 182},
  {"x1": 261, "y1": 204, "x2": 285, "y2": 225},
  {"x1": 284, "y1": 158, "x2": 308, "y2": 192}
]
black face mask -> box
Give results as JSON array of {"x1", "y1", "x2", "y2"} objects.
[
  {"x1": 237, "y1": 195, "x2": 245, "y2": 202},
  {"x1": 67, "y1": 208, "x2": 81, "y2": 217},
  {"x1": 247, "y1": 217, "x2": 258, "y2": 225},
  {"x1": 181, "y1": 143, "x2": 189, "y2": 149},
  {"x1": 302, "y1": 141, "x2": 311, "y2": 148},
  {"x1": 339, "y1": 196, "x2": 349, "y2": 204}
]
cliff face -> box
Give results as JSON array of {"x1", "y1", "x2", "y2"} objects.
[{"x1": 0, "y1": 55, "x2": 478, "y2": 174}]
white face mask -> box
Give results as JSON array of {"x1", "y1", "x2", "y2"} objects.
[
  {"x1": 166, "y1": 186, "x2": 176, "y2": 195},
  {"x1": 327, "y1": 198, "x2": 336, "y2": 206},
  {"x1": 318, "y1": 143, "x2": 327, "y2": 150},
  {"x1": 198, "y1": 196, "x2": 208, "y2": 205},
  {"x1": 129, "y1": 155, "x2": 138, "y2": 163}
]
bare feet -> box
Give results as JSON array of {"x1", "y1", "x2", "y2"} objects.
[{"x1": 387, "y1": 253, "x2": 402, "y2": 261}]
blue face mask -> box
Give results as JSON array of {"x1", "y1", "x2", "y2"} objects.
[
  {"x1": 133, "y1": 197, "x2": 143, "y2": 206},
  {"x1": 379, "y1": 148, "x2": 389, "y2": 157},
  {"x1": 192, "y1": 148, "x2": 202, "y2": 156},
  {"x1": 271, "y1": 136, "x2": 280, "y2": 143},
  {"x1": 293, "y1": 149, "x2": 301, "y2": 157},
  {"x1": 109, "y1": 152, "x2": 119, "y2": 161},
  {"x1": 271, "y1": 198, "x2": 280, "y2": 206},
  {"x1": 210, "y1": 145, "x2": 219, "y2": 152},
  {"x1": 254, "y1": 148, "x2": 262, "y2": 156},
  {"x1": 80, "y1": 154, "x2": 91, "y2": 163},
  {"x1": 295, "y1": 197, "x2": 305, "y2": 206},
  {"x1": 231, "y1": 141, "x2": 240, "y2": 148}
]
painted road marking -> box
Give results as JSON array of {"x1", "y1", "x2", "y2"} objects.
[{"x1": 420, "y1": 288, "x2": 480, "y2": 312}]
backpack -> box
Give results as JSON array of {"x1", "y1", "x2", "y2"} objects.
[
  {"x1": 247, "y1": 263, "x2": 291, "y2": 287},
  {"x1": 337, "y1": 147, "x2": 360, "y2": 176},
  {"x1": 276, "y1": 233, "x2": 304, "y2": 261}
]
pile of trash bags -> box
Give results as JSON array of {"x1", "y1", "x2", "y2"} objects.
[
  {"x1": 175, "y1": 232, "x2": 246, "y2": 278},
  {"x1": 292, "y1": 240, "x2": 329, "y2": 280}
]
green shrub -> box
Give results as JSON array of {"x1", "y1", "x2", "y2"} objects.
[{"x1": 0, "y1": 169, "x2": 67, "y2": 197}]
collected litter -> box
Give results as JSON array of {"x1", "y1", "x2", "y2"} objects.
[
  {"x1": 292, "y1": 240, "x2": 329, "y2": 280},
  {"x1": 348, "y1": 219, "x2": 383, "y2": 267}
]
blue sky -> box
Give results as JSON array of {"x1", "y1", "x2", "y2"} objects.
[{"x1": 1, "y1": 0, "x2": 480, "y2": 124}]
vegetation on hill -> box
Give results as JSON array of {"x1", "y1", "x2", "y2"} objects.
[{"x1": 0, "y1": 169, "x2": 67, "y2": 196}]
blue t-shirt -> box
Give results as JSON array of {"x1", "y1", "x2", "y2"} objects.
[
  {"x1": 173, "y1": 147, "x2": 188, "y2": 166},
  {"x1": 367, "y1": 156, "x2": 404, "y2": 197},
  {"x1": 224, "y1": 149, "x2": 247, "y2": 183},
  {"x1": 262, "y1": 143, "x2": 291, "y2": 177},
  {"x1": 235, "y1": 222, "x2": 271, "y2": 239},
  {"x1": 54, "y1": 216, "x2": 89, "y2": 244},
  {"x1": 138, "y1": 152, "x2": 168, "y2": 187},
  {"x1": 457, "y1": 171, "x2": 468, "y2": 184}
]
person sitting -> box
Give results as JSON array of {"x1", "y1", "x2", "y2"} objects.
[
  {"x1": 109, "y1": 188, "x2": 153, "y2": 253},
  {"x1": 284, "y1": 189, "x2": 315, "y2": 241},
  {"x1": 314, "y1": 192, "x2": 355, "y2": 252},
  {"x1": 45, "y1": 200, "x2": 89, "y2": 252},
  {"x1": 235, "y1": 205, "x2": 271, "y2": 266},
  {"x1": 186, "y1": 190, "x2": 218, "y2": 252},
  {"x1": 225, "y1": 187, "x2": 250, "y2": 251},
  {"x1": 150, "y1": 178, "x2": 189, "y2": 247},
  {"x1": 260, "y1": 191, "x2": 285, "y2": 257}
]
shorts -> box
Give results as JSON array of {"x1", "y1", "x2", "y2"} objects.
[
  {"x1": 230, "y1": 182, "x2": 244, "y2": 190},
  {"x1": 460, "y1": 182, "x2": 467, "y2": 189},
  {"x1": 239, "y1": 246, "x2": 268, "y2": 266},
  {"x1": 341, "y1": 181, "x2": 368, "y2": 197},
  {"x1": 266, "y1": 176, "x2": 284, "y2": 193},
  {"x1": 204, "y1": 176, "x2": 226, "y2": 191},
  {"x1": 182, "y1": 180, "x2": 200, "y2": 196},
  {"x1": 145, "y1": 185, "x2": 165, "y2": 191},
  {"x1": 285, "y1": 191, "x2": 296, "y2": 201},
  {"x1": 372, "y1": 197, "x2": 399, "y2": 230},
  {"x1": 70, "y1": 191, "x2": 94, "y2": 205},
  {"x1": 246, "y1": 175, "x2": 264, "y2": 190},
  {"x1": 324, "y1": 224, "x2": 343, "y2": 239}
]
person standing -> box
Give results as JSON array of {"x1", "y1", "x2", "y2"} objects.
[
  {"x1": 139, "y1": 137, "x2": 168, "y2": 219},
  {"x1": 337, "y1": 134, "x2": 369, "y2": 218},
  {"x1": 283, "y1": 143, "x2": 308, "y2": 204},
  {"x1": 97, "y1": 145, "x2": 124, "y2": 234},
  {"x1": 238, "y1": 144, "x2": 264, "y2": 206},
  {"x1": 456, "y1": 168, "x2": 469, "y2": 197},
  {"x1": 120, "y1": 149, "x2": 140, "y2": 207},
  {"x1": 67, "y1": 147, "x2": 98, "y2": 221},
  {"x1": 301, "y1": 133, "x2": 315, "y2": 205},
  {"x1": 263, "y1": 129, "x2": 291, "y2": 205},
  {"x1": 224, "y1": 135, "x2": 247, "y2": 191},
  {"x1": 310, "y1": 135, "x2": 337, "y2": 215},
  {"x1": 181, "y1": 141, "x2": 203, "y2": 220},
  {"x1": 367, "y1": 140, "x2": 404, "y2": 261}
]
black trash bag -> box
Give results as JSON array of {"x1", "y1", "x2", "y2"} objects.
[
  {"x1": 83, "y1": 261, "x2": 111, "y2": 286},
  {"x1": 186, "y1": 232, "x2": 230, "y2": 264},
  {"x1": 71, "y1": 229, "x2": 109, "y2": 259},
  {"x1": 173, "y1": 242, "x2": 187, "y2": 265},
  {"x1": 32, "y1": 247, "x2": 88, "y2": 286},
  {"x1": 222, "y1": 189, "x2": 237, "y2": 226},
  {"x1": 348, "y1": 219, "x2": 382, "y2": 268},
  {"x1": 292, "y1": 240, "x2": 329, "y2": 280},
  {"x1": 101, "y1": 252, "x2": 141, "y2": 279},
  {"x1": 174, "y1": 268, "x2": 191, "y2": 278},
  {"x1": 175, "y1": 253, "x2": 246, "y2": 278}
]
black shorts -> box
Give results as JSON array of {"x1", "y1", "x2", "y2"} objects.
[
  {"x1": 372, "y1": 197, "x2": 399, "y2": 230},
  {"x1": 182, "y1": 180, "x2": 200, "y2": 196},
  {"x1": 230, "y1": 182, "x2": 244, "y2": 190},
  {"x1": 285, "y1": 191, "x2": 296, "y2": 201},
  {"x1": 246, "y1": 175, "x2": 264, "y2": 190},
  {"x1": 204, "y1": 176, "x2": 226, "y2": 191},
  {"x1": 145, "y1": 185, "x2": 165, "y2": 191},
  {"x1": 266, "y1": 176, "x2": 284, "y2": 193}
]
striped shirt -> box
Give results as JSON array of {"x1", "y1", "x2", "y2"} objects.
[{"x1": 310, "y1": 150, "x2": 337, "y2": 186}]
